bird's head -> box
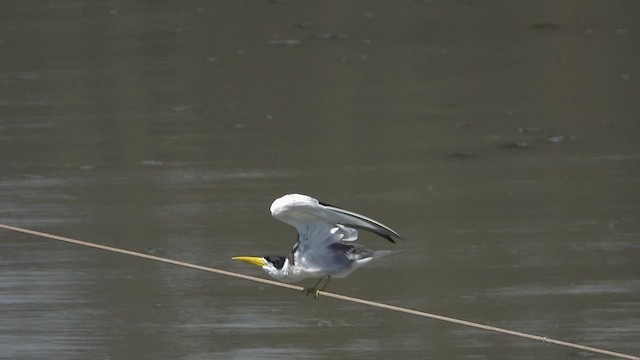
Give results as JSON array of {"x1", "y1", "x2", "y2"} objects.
[{"x1": 232, "y1": 255, "x2": 287, "y2": 278}]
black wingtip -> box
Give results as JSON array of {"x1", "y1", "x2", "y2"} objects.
[
  {"x1": 365, "y1": 227, "x2": 400, "y2": 244},
  {"x1": 383, "y1": 234, "x2": 396, "y2": 244},
  {"x1": 319, "y1": 199, "x2": 402, "y2": 244}
]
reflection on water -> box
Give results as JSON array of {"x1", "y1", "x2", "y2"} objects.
[{"x1": 1, "y1": 0, "x2": 639, "y2": 359}]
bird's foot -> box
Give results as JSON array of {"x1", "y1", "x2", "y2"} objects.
[
  {"x1": 302, "y1": 287, "x2": 321, "y2": 299},
  {"x1": 302, "y1": 278, "x2": 325, "y2": 299}
]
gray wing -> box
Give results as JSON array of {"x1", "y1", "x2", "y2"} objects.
[
  {"x1": 270, "y1": 194, "x2": 402, "y2": 252},
  {"x1": 318, "y1": 200, "x2": 401, "y2": 243}
]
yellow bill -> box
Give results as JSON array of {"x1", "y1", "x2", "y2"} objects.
[{"x1": 232, "y1": 256, "x2": 267, "y2": 267}]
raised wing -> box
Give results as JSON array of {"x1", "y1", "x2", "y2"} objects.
[{"x1": 270, "y1": 194, "x2": 402, "y2": 248}]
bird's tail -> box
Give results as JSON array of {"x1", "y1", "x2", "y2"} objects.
[{"x1": 370, "y1": 249, "x2": 405, "y2": 259}]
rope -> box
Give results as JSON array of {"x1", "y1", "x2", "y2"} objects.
[{"x1": 1, "y1": 223, "x2": 637, "y2": 360}]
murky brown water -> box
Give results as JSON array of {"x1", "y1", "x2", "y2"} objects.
[{"x1": 1, "y1": 1, "x2": 639, "y2": 359}]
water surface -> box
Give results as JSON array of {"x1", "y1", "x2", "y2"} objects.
[{"x1": 1, "y1": 1, "x2": 639, "y2": 359}]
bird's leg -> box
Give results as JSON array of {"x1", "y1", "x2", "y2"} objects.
[
  {"x1": 303, "y1": 276, "x2": 334, "y2": 299},
  {"x1": 314, "y1": 276, "x2": 332, "y2": 298},
  {"x1": 303, "y1": 278, "x2": 324, "y2": 297}
]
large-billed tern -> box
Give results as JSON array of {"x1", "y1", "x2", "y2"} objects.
[{"x1": 233, "y1": 194, "x2": 402, "y2": 298}]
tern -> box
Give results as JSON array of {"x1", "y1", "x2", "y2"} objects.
[{"x1": 232, "y1": 194, "x2": 402, "y2": 298}]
